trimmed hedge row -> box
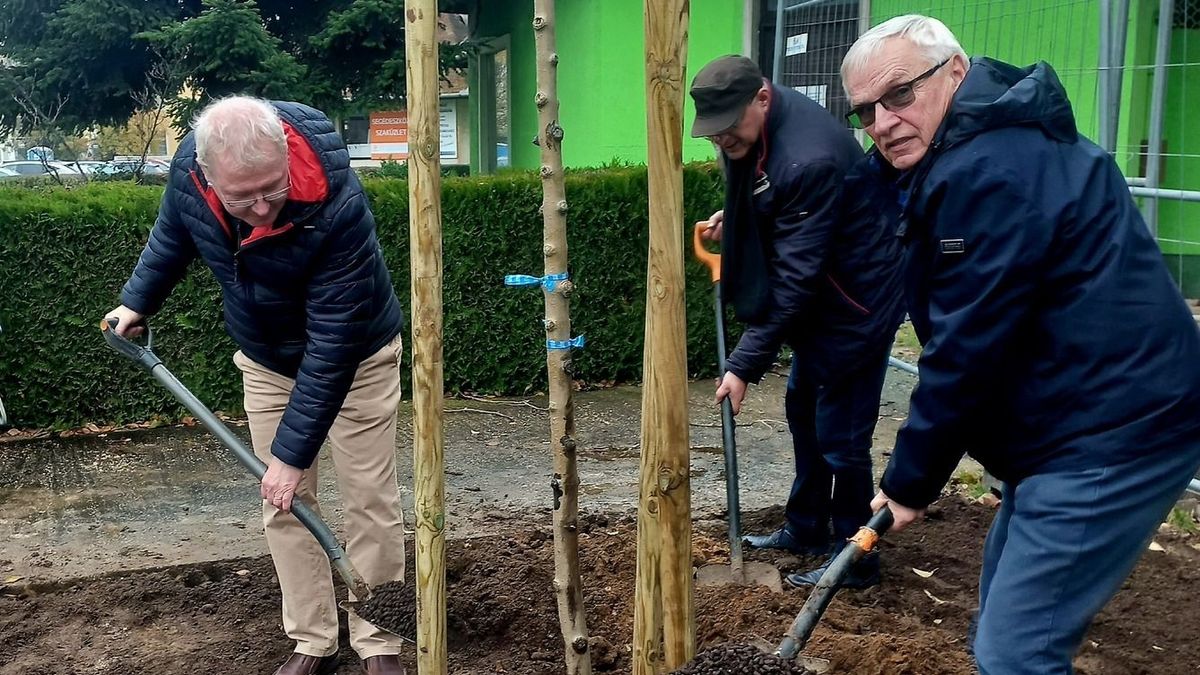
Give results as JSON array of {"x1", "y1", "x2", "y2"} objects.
[{"x1": 0, "y1": 165, "x2": 735, "y2": 429}]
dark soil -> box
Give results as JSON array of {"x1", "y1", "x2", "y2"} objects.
[
  {"x1": 352, "y1": 579, "x2": 416, "y2": 641},
  {"x1": 2, "y1": 496, "x2": 1197, "y2": 674},
  {"x1": 671, "y1": 643, "x2": 814, "y2": 674}
]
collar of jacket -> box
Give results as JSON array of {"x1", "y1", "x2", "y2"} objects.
[
  {"x1": 755, "y1": 83, "x2": 780, "y2": 177},
  {"x1": 189, "y1": 121, "x2": 330, "y2": 246}
]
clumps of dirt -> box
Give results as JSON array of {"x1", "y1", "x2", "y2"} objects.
[
  {"x1": 670, "y1": 643, "x2": 815, "y2": 675},
  {"x1": 353, "y1": 579, "x2": 415, "y2": 640},
  {"x1": 2, "y1": 498, "x2": 1199, "y2": 674}
]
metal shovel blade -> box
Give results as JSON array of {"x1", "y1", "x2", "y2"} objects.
[
  {"x1": 696, "y1": 560, "x2": 783, "y2": 593},
  {"x1": 339, "y1": 578, "x2": 417, "y2": 642},
  {"x1": 743, "y1": 637, "x2": 832, "y2": 674}
]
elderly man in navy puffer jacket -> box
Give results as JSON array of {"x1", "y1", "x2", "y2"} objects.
[{"x1": 106, "y1": 97, "x2": 407, "y2": 675}]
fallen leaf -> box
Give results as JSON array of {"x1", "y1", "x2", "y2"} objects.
[
  {"x1": 924, "y1": 589, "x2": 947, "y2": 605},
  {"x1": 976, "y1": 493, "x2": 1001, "y2": 509},
  {"x1": 912, "y1": 567, "x2": 937, "y2": 579},
  {"x1": 2, "y1": 575, "x2": 23, "y2": 584},
  {"x1": 235, "y1": 569, "x2": 251, "y2": 577},
  {"x1": 933, "y1": 618, "x2": 943, "y2": 625}
]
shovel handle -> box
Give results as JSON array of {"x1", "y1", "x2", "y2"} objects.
[
  {"x1": 101, "y1": 317, "x2": 161, "y2": 371},
  {"x1": 776, "y1": 506, "x2": 894, "y2": 660},
  {"x1": 692, "y1": 221, "x2": 721, "y2": 283},
  {"x1": 100, "y1": 317, "x2": 373, "y2": 601}
]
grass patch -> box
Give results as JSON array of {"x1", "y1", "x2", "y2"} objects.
[
  {"x1": 1167, "y1": 506, "x2": 1199, "y2": 534},
  {"x1": 953, "y1": 469, "x2": 990, "y2": 500},
  {"x1": 893, "y1": 321, "x2": 921, "y2": 353}
]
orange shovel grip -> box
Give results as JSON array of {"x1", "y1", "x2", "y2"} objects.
[
  {"x1": 692, "y1": 221, "x2": 721, "y2": 283},
  {"x1": 849, "y1": 526, "x2": 881, "y2": 553}
]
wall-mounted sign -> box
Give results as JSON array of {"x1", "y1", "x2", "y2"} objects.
[
  {"x1": 793, "y1": 84, "x2": 827, "y2": 108},
  {"x1": 369, "y1": 111, "x2": 409, "y2": 160},
  {"x1": 369, "y1": 103, "x2": 458, "y2": 161},
  {"x1": 786, "y1": 33, "x2": 809, "y2": 56}
]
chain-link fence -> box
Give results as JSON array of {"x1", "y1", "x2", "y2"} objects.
[{"x1": 769, "y1": 0, "x2": 1200, "y2": 301}]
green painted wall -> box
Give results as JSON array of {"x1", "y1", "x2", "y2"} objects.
[
  {"x1": 870, "y1": 1, "x2": 1104, "y2": 140},
  {"x1": 471, "y1": 2, "x2": 538, "y2": 171},
  {"x1": 870, "y1": 2, "x2": 1200, "y2": 292},
  {"x1": 472, "y1": 0, "x2": 743, "y2": 169},
  {"x1": 1155, "y1": 28, "x2": 1200, "y2": 259},
  {"x1": 1116, "y1": 0, "x2": 1157, "y2": 178}
]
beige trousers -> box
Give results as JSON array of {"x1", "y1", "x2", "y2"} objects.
[{"x1": 233, "y1": 334, "x2": 406, "y2": 658}]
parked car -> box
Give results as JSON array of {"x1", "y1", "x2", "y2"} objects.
[
  {"x1": 97, "y1": 159, "x2": 169, "y2": 176},
  {"x1": 60, "y1": 160, "x2": 108, "y2": 176},
  {"x1": 0, "y1": 167, "x2": 20, "y2": 180},
  {"x1": 0, "y1": 160, "x2": 84, "y2": 176}
]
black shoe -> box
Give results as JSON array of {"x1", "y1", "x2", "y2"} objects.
[
  {"x1": 742, "y1": 527, "x2": 830, "y2": 556},
  {"x1": 784, "y1": 551, "x2": 880, "y2": 590}
]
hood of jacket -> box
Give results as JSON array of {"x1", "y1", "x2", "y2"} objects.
[{"x1": 937, "y1": 57, "x2": 1077, "y2": 149}]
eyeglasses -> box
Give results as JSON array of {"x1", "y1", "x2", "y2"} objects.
[
  {"x1": 845, "y1": 59, "x2": 950, "y2": 129},
  {"x1": 219, "y1": 180, "x2": 290, "y2": 210}
]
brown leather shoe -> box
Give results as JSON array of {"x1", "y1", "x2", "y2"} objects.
[
  {"x1": 273, "y1": 651, "x2": 340, "y2": 675},
  {"x1": 362, "y1": 654, "x2": 406, "y2": 675}
]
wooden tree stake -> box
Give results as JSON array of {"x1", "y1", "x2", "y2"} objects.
[
  {"x1": 405, "y1": 1, "x2": 447, "y2": 673},
  {"x1": 636, "y1": 0, "x2": 695, "y2": 673}
]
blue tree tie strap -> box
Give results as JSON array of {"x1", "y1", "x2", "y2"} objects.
[
  {"x1": 547, "y1": 335, "x2": 586, "y2": 350},
  {"x1": 504, "y1": 272, "x2": 570, "y2": 292}
]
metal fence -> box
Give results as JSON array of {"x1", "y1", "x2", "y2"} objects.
[{"x1": 770, "y1": 0, "x2": 1200, "y2": 299}]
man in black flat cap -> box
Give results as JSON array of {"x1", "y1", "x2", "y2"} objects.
[{"x1": 692, "y1": 55, "x2": 904, "y2": 588}]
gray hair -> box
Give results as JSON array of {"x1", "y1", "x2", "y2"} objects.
[
  {"x1": 841, "y1": 15, "x2": 967, "y2": 92},
  {"x1": 193, "y1": 96, "x2": 287, "y2": 177}
]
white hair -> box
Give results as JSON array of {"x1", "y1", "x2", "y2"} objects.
[
  {"x1": 193, "y1": 96, "x2": 287, "y2": 177},
  {"x1": 841, "y1": 15, "x2": 967, "y2": 91}
]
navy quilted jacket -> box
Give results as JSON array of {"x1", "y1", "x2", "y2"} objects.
[{"x1": 121, "y1": 101, "x2": 405, "y2": 469}]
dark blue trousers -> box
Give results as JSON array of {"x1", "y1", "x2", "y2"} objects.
[
  {"x1": 784, "y1": 346, "x2": 890, "y2": 545},
  {"x1": 974, "y1": 437, "x2": 1200, "y2": 674}
]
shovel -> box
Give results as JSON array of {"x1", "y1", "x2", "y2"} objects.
[
  {"x1": 100, "y1": 318, "x2": 412, "y2": 638},
  {"x1": 690, "y1": 222, "x2": 782, "y2": 592},
  {"x1": 676, "y1": 507, "x2": 893, "y2": 674},
  {"x1": 775, "y1": 505, "x2": 894, "y2": 672}
]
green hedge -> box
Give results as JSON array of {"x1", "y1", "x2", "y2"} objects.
[{"x1": 0, "y1": 165, "x2": 735, "y2": 430}]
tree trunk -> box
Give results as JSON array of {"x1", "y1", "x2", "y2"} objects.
[
  {"x1": 531, "y1": 3, "x2": 593, "y2": 674},
  {"x1": 636, "y1": 0, "x2": 695, "y2": 672},
  {"x1": 404, "y1": 2, "x2": 448, "y2": 674}
]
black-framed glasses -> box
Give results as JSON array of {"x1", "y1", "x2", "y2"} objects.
[
  {"x1": 845, "y1": 59, "x2": 950, "y2": 129},
  {"x1": 219, "y1": 180, "x2": 291, "y2": 210}
]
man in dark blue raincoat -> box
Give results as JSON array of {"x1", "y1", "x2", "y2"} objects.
[
  {"x1": 689, "y1": 55, "x2": 905, "y2": 587},
  {"x1": 842, "y1": 14, "x2": 1200, "y2": 675}
]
